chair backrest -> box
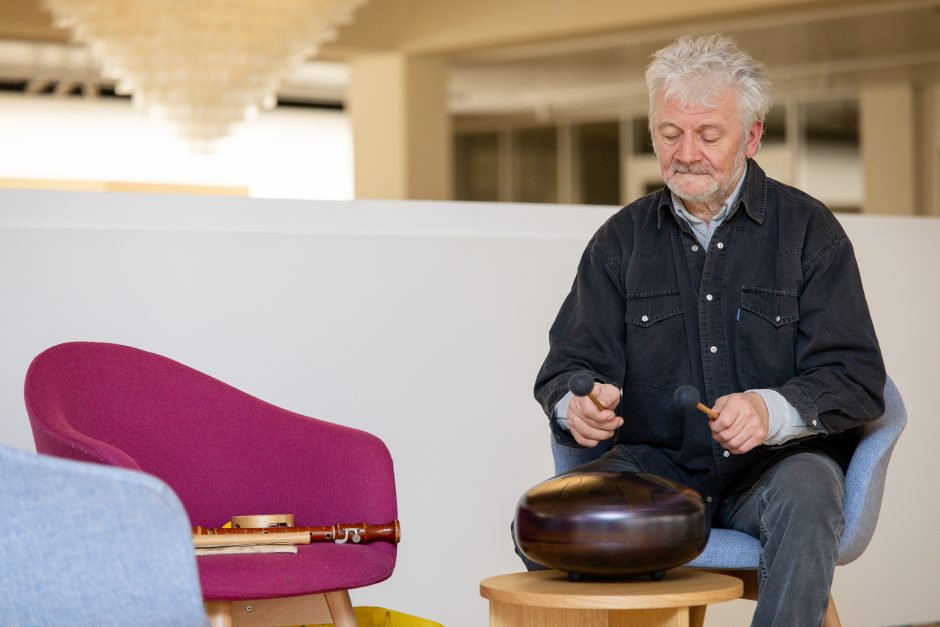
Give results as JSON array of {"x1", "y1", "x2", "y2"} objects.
[
  {"x1": 0, "y1": 443, "x2": 207, "y2": 627},
  {"x1": 837, "y1": 375, "x2": 906, "y2": 564},
  {"x1": 25, "y1": 342, "x2": 397, "y2": 531}
]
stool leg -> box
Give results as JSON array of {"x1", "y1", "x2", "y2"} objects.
[
  {"x1": 689, "y1": 605, "x2": 706, "y2": 627},
  {"x1": 325, "y1": 590, "x2": 359, "y2": 627}
]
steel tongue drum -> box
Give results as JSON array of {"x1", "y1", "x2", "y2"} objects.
[
  {"x1": 514, "y1": 471, "x2": 708, "y2": 580},
  {"x1": 514, "y1": 380, "x2": 708, "y2": 580}
]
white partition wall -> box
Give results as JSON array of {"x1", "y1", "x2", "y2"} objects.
[{"x1": 0, "y1": 190, "x2": 937, "y2": 626}]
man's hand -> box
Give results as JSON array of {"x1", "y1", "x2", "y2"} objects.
[
  {"x1": 710, "y1": 391, "x2": 769, "y2": 454},
  {"x1": 567, "y1": 383, "x2": 623, "y2": 448}
]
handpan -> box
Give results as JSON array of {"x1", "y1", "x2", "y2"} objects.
[{"x1": 514, "y1": 471, "x2": 707, "y2": 580}]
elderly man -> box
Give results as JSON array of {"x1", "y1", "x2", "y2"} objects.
[{"x1": 531, "y1": 35, "x2": 885, "y2": 626}]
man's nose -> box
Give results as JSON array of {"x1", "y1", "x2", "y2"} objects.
[{"x1": 675, "y1": 136, "x2": 701, "y2": 163}]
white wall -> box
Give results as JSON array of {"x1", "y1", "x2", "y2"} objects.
[
  {"x1": 0, "y1": 190, "x2": 936, "y2": 627},
  {"x1": 0, "y1": 94, "x2": 353, "y2": 200}
]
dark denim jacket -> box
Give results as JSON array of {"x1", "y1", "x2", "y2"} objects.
[{"x1": 534, "y1": 160, "x2": 886, "y2": 502}]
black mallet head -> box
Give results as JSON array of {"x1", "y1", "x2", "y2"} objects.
[
  {"x1": 569, "y1": 372, "x2": 606, "y2": 412},
  {"x1": 673, "y1": 384, "x2": 719, "y2": 420},
  {"x1": 673, "y1": 385, "x2": 700, "y2": 411},
  {"x1": 569, "y1": 373, "x2": 596, "y2": 397}
]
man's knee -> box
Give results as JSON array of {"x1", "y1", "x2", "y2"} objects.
[{"x1": 763, "y1": 452, "x2": 845, "y2": 527}]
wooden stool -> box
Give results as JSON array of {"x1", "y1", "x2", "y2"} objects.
[{"x1": 480, "y1": 568, "x2": 742, "y2": 627}]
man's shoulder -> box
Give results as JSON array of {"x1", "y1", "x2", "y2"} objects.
[
  {"x1": 765, "y1": 175, "x2": 828, "y2": 212},
  {"x1": 623, "y1": 188, "x2": 666, "y2": 216},
  {"x1": 587, "y1": 190, "x2": 668, "y2": 261},
  {"x1": 599, "y1": 190, "x2": 666, "y2": 236},
  {"x1": 762, "y1": 174, "x2": 850, "y2": 257}
]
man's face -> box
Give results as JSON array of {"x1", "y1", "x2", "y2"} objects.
[{"x1": 652, "y1": 87, "x2": 763, "y2": 206}]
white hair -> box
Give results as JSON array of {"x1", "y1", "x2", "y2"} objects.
[{"x1": 646, "y1": 34, "x2": 772, "y2": 135}]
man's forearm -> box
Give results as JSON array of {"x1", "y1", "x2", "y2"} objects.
[{"x1": 752, "y1": 388, "x2": 814, "y2": 445}]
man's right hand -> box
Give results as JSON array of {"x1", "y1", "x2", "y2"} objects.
[{"x1": 567, "y1": 383, "x2": 623, "y2": 447}]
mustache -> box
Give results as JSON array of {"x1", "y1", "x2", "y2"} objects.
[{"x1": 669, "y1": 162, "x2": 715, "y2": 176}]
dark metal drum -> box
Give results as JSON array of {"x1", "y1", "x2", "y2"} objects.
[{"x1": 513, "y1": 471, "x2": 708, "y2": 580}]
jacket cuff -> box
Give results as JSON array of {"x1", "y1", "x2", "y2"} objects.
[{"x1": 774, "y1": 385, "x2": 826, "y2": 434}]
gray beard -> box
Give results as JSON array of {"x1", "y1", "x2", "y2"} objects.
[{"x1": 665, "y1": 151, "x2": 747, "y2": 207}]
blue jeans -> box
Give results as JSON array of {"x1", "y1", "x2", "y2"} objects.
[{"x1": 514, "y1": 445, "x2": 844, "y2": 627}]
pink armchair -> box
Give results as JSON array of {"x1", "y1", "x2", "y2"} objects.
[{"x1": 25, "y1": 341, "x2": 398, "y2": 627}]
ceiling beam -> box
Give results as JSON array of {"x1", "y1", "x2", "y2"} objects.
[{"x1": 320, "y1": 0, "x2": 909, "y2": 57}]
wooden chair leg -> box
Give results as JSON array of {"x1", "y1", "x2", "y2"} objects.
[
  {"x1": 689, "y1": 604, "x2": 707, "y2": 627},
  {"x1": 823, "y1": 593, "x2": 842, "y2": 627},
  {"x1": 204, "y1": 600, "x2": 233, "y2": 627},
  {"x1": 325, "y1": 590, "x2": 359, "y2": 627}
]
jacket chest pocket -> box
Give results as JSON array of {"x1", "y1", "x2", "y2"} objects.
[
  {"x1": 624, "y1": 291, "x2": 689, "y2": 388},
  {"x1": 736, "y1": 287, "x2": 799, "y2": 388}
]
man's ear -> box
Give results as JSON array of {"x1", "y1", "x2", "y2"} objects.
[{"x1": 744, "y1": 120, "x2": 764, "y2": 158}]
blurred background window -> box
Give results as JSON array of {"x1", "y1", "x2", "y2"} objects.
[
  {"x1": 798, "y1": 99, "x2": 862, "y2": 213},
  {"x1": 574, "y1": 120, "x2": 621, "y2": 205},
  {"x1": 455, "y1": 131, "x2": 500, "y2": 202},
  {"x1": 511, "y1": 126, "x2": 558, "y2": 203}
]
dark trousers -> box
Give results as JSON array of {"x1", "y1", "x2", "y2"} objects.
[{"x1": 513, "y1": 447, "x2": 844, "y2": 627}]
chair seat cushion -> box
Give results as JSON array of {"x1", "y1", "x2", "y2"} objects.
[
  {"x1": 686, "y1": 528, "x2": 761, "y2": 569},
  {"x1": 198, "y1": 543, "x2": 396, "y2": 600}
]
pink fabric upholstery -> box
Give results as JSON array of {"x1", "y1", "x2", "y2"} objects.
[{"x1": 25, "y1": 341, "x2": 398, "y2": 600}]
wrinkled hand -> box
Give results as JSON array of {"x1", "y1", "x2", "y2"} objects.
[
  {"x1": 710, "y1": 392, "x2": 769, "y2": 454},
  {"x1": 568, "y1": 383, "x2": 623, "y2": 448}
]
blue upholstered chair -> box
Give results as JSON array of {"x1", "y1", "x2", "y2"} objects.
[
  {"x1": 551, "y1": 376, "x2": 906, "y2": 627},
  {"x1": 0, "y1": 443, "x2": 208, "y2": 627}
]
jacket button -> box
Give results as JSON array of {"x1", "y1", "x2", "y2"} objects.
[
  {"x1": 641, "y1": 315, "x2": 649, "y2": 322},
  {"x1": 709, "y1": 346, "x2": 718, "y2": 353},
  {"x1": 716, "y1": 242, "x2": 725, "y2": 250},
  {"x1": 691, "y1": 245, "x2": 699, "y2": 252}
]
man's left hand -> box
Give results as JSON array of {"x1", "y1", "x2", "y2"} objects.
[{"x1": 710, "y1": 392, "x2": 769, "y2": 455}]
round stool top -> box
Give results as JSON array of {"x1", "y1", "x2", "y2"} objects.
[{"x1": 480, "y1": 568, "x2": 742, "y2": 611}]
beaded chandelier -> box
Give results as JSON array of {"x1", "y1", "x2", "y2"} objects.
[{"x1": 42, "y1": 0, "x2": 367, "y2": 150}]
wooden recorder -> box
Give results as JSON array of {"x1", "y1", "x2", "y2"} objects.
[{"x1": 192, "y1": 518, "x2": 401, "y2": 548}]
